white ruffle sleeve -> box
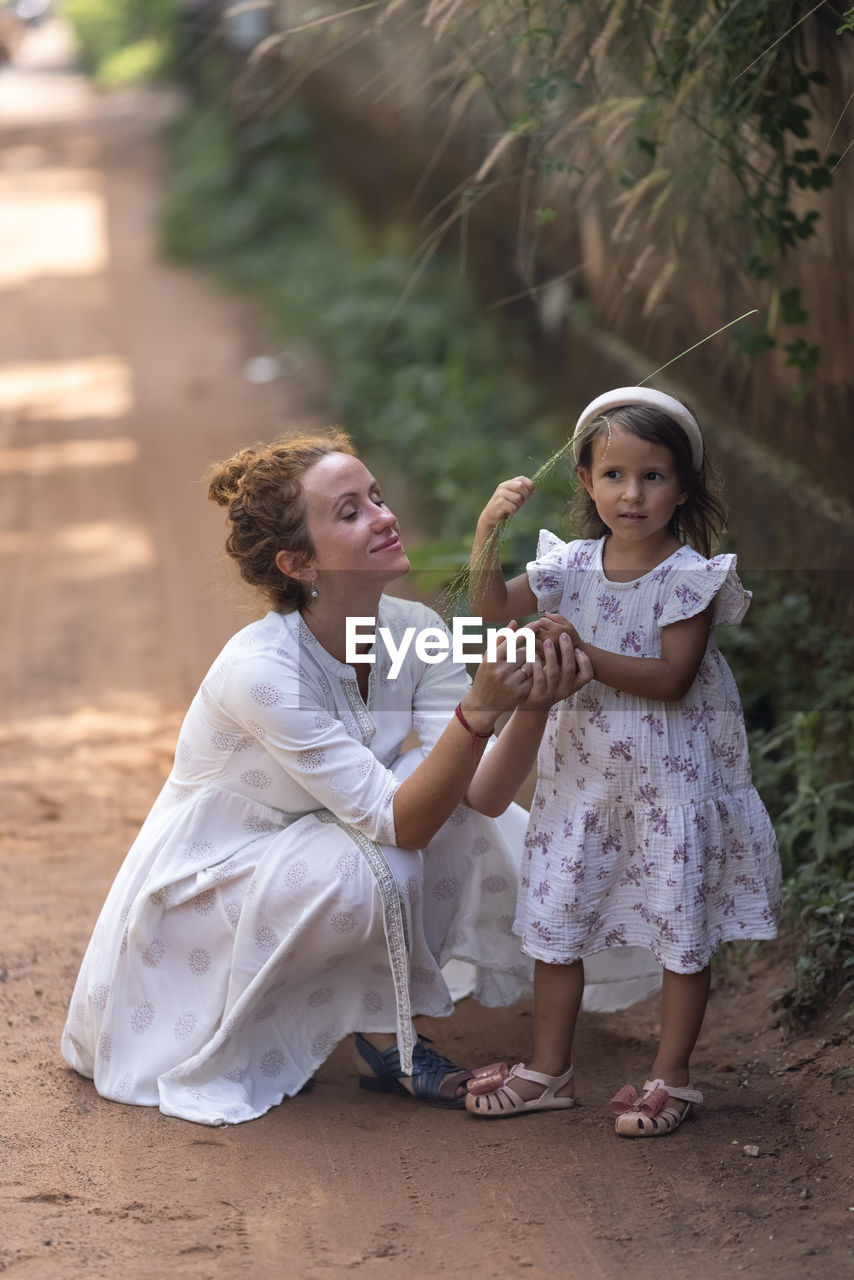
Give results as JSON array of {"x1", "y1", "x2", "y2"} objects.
[
  {"x1": 526, "y1": 529, "x2": 570, "y2": 613},
  {"x1": 657, "y1": 552, "x2": 751, "y2": 629}
]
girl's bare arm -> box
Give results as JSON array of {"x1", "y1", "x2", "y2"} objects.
[
  {"x1": 469, "y1": 476, "x2": 539, "y2": 623},
  {"x1": 533, "y1": 608, "x2": 712, "y2": 702}
]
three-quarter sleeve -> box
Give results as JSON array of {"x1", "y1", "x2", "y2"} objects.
[
  {"x1": 657, "y1": 553, "x2": 751, "y2": 629},
  {"x1": 408, "y1": 607, "x2": 472, "y2": 753},
  {"x1": 219, "y1": 655, "x2": 400, "y2": 845}
]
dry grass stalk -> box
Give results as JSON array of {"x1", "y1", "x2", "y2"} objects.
[
  {"x1": 641, "y1": 256, "x2": 678, "y2": 316},
  {"x1": 611, "y1": 168, "x2": 672, "y2": 239},
  {"x1": 424, "y1": 0, "x2": 470, "y2": 41},
  {"x1": 408, "y1": 75, "x2": 483, "y2": 205},
  {"x1": 474, "y1": 124, "x2": 528, "y2": 184}
]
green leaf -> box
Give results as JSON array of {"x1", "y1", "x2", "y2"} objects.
[{"x1": 780, "y1": 287, "x2": 808, "y2": 326}]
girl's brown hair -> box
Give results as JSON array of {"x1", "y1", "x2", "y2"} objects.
[
  {"x1": 569, "y1": 404, "x2": 727, "y2": 558},
  {"x1": 207, "y1": 430, "x2": 355, "y2": 611}
]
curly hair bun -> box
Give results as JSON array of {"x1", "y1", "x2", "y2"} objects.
[
  {"x1": 207, "y1": 449, "x2": 259, "y2": 507},
  {"x1": 206, "y1": 431, "x2": 356, "y2": 611}
]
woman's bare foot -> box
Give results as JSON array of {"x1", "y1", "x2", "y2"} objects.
[
  {"x1": 354, "y1": 1033, "x2": 470, "y2": 1102},
  {"x1": 354, "y1": 1033, "x2": 418, "y2": 1092}
]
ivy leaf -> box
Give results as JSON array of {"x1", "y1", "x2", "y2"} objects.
[
  {"x1": 783, "y1": 336, "x2": 821, "y2": 374},
  {"x1": 809, "y1": 167, "x2": 833, "y2": 191},
  {"x1": 780, "y1": 287, "x2": 808, "y2": 326}
]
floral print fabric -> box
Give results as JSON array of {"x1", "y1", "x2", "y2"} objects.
[{"x1": 519, "y1": 533, "x2": 781, "y2": 972}]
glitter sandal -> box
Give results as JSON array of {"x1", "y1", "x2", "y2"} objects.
[
  {"x1": 610, "y1": 1078, "x2": 703, "y2": 1137},
  {"x1": 465, "y1": 1063, "x2": 576, "y2": 1117}
]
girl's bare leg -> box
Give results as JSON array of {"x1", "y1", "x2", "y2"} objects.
[
  {"x1": 509, "y1": 958, "x2": 584, "y2": 1100},
  {"x1": 646, "y1": 964, "x2": 711, "y2": 1113}
]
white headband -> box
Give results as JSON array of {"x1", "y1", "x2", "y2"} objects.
[{"x1": 571, "y1": 386, "x2": 704, "y2": 471}]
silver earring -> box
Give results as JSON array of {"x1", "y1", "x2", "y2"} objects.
[{"x1": 309, "y1": 579, "x2": 318, "y2": 599}]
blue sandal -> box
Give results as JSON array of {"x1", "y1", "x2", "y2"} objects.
[{"x1": 355, "y1": 1034, "x2": 472, "y2": 1109}]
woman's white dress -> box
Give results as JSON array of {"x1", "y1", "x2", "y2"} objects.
[
  {"x1": 518, "y1": 533, "x2": 782, "y2": 972},
  {"x1": 62, "y1": 598, "x2": 538, "y2": 1125}
]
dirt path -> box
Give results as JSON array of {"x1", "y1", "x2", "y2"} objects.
[{"x1": 1, "y1": 22, "x2": 852, "y2": 1280}]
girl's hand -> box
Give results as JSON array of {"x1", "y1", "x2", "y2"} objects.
[
  {"x1": 530, "y1": 612, "x2": 582, "y2": 656},
  {"x1": 519, "y1": 634, "x2": 592, "y2": 710},
  {"x1": 477, "y1": 476, "x2": 535, "y2": 533}
]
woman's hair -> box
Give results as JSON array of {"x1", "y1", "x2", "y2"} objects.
[
  {"x1": 207, "y1": 430, "x2": 356, "y2": 611},
  {"x1": 569, "y1": 403, "x2": 727, "y2": 557}
]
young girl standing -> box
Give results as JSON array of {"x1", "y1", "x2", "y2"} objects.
[{"x1": 465, "y1": 387, "x2": 781, "y2": 1136}]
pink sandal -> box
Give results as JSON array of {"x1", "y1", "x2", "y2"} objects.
[
  {"x1": 465, "y1": 1063, "x2": 577, "y2": 1118},
  {"x1": 610, "y1": 1078, "x2": 703, "y2": 1137}
]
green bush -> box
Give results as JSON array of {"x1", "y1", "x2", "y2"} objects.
[
  {"x1": 721, "y1": 573, "x2": 854, "y2": 1018},
  {"x1": 161, "y1": 106, "x2": 566, "y2": 551},
  {"x1": 62, "y1": 0, "x2": 179, "y2": 82},
  {"x1": 97, "y1": 39, "x2": 170, "y2": 89}
]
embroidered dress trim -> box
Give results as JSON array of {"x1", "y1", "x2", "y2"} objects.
[
  {"x1": 340, "y1": 678, "x2": 377, "y2": 748},
  {"x1": 296, "y1": 611, "x2": 377, "y2": 746},
  {"x1": 315, "y1": 811, "x2": 415, "y2": 1074}
]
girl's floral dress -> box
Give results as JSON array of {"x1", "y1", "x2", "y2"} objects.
[{"x1": 518, "y1": 533, "x2": 781, "y2": 973}]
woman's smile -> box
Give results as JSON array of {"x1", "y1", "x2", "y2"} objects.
[{"x1": 372, "y1": 532, "x2": 403, "y2": 553}]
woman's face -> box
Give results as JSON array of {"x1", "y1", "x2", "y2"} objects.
[{"x1": 300, "y1": 452, "x2": 410, "y2": 586}]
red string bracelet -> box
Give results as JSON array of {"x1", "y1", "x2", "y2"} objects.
[{"x1": 454, "y1": 702, "x2": 492, "y2": 755}]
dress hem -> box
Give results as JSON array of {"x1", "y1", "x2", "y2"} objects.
[{"x1": 519, "y1": 924, "x2": 779, "y2": 974}]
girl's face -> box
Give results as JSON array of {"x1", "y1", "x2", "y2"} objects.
[
  {"x1": 578, "y1": 423, "x2": 687, "y2": 549},
  {"x1": 298, "y1": 452, "x2": 410, "y2": 586}
]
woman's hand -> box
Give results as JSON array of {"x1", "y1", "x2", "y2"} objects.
[
  {"x1": 463, "y1": 635, "x2": 592, "y2": 819},
  {"x1": 519, "y1": 634, "x2": 592, "y2": 710},
  {"x1": 459, "y1": 624, "x2": 538, "y2": 733},
  {"x1": 393, "y1": 625, "x2": 541, "y2": 845},
  {"x1": 477, "y1": 476, "x2": 535, "y2": 533}
]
